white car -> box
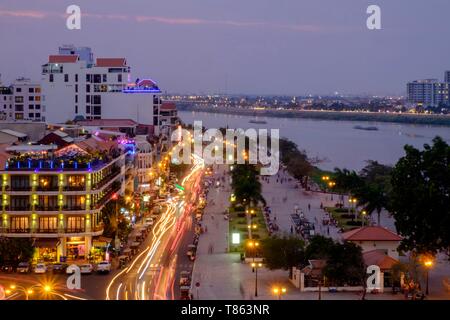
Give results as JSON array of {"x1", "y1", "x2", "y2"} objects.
[
  {"x1": 34, "y1": 263, "x2": 47, "y2": 274},
  {"x1": 80, "y1": 264, "x2": 93, "y2": 274},
  {"x1": 96, "y1": 261, "x2": 111, "y2": 273}
]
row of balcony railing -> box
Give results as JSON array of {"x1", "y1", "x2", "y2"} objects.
[{"x1": 0, "y1": 226, "x2": 103, "y2": 234}]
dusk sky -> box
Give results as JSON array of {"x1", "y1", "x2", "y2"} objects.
[{"x1": 0, "y1": 0, "x2": 449, "y2": 95}]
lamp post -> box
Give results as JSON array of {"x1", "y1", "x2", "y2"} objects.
[
  {"x1": 424, "y1": 258, "x2": 433, "y2": 295},
  {"x1": 247, "y1": 240, "x2": 259, "y2": 272},
  {"x1": 6, "y1": 284, "x2": 52, "y2": 300},
  {"x1": 251, "y1": 262, "x2": 263, "y2": 297},
  {"x1": 348, "y1": 197, "x2": 357, "y2": 219},
  {"x1": 272, "y1": 286, "x2": 287, "y2": 300},
  {"x1": 111, "y1": 193, "x2": 120, "y2": 250}
]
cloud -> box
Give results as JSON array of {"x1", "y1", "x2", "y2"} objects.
[{"x1": 0, "y1": 8, "x2": 334, "y2": 33}]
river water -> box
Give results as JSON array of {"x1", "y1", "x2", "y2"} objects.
[{"x1": 178, "y1": 111, "x2": 450, "y2": 171}]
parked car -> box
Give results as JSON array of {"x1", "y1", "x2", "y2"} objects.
[
  {"x1": 80, "y1": 264, "x2": 93, "y2": 274},
  {"x1": 34, "y1": 263, "x2": 47, "y2": 274},
  {"x1": 96, "y1": 261, "x2": 111, "y2": 274},
  {"x1": 17, "y1": 262, "x2": 31, "y2": 273},
  {"x1": 1, "y1": 264, "x2": 15, "y2": 273},
  {"x1": 52, "y1": 263, "x2": 68, "y2": 274}
]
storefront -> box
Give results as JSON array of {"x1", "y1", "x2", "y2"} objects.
[
  {"x1": 66, "y1": 236, "x2": 86, "y2": 260},
  {"x1": 33, "y1": 238, "x2": 59, "y2": 263},
  {"x1": 91, "y1": 236, "x2": 112, "y2": 262}
]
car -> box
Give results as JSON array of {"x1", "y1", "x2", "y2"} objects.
[
  {"x1": 17, "y1": 262, "x2": 31, "y2": 273},
  {"x1": 96, "y1": 261, "x2": 111, "y2": 274},
  {"x1": 34, "y1": 263, "x2": 47, "y2": 274},
  {"x1": 1, "y1": 265, "x2": 15, "y2": 273},
  {"x1": 80, "y1": 264, "x2": 93, "y2": 274},
  {"x1": 52, "y1": 263, "x2": 68, "y2": 274}
]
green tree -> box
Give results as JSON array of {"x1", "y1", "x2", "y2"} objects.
[
  {"x1": 323, "y1": 242, "x2": 366, "y2": 289},
  {"x1": 389, "y1": 136, "x2": 450, "y2": 254},
  {"x1": 303, "y1": 235, "x2": 335, "y2": 262},
  {"x1": 0, "y1": 237, "x2": 34, "y2": 266},
  {"x1": 261, "y1": 235, "x2": 304, "y2": 273},
  {"x1": 231, "y1": 164, "x2": 265, "y2": 206}
]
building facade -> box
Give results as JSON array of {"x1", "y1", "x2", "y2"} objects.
[
  {"x1": 41, "y1": 45, "x2": 163, "y2": 133},
  {"x1": 0, "y1": 138, "x2": 127, "y2": 262},
  {"x1": 407, "y1": 72, "x2": 450, "y2": 107},
  {"x1": 0, "y1": 78, "x2": 42, "y2": 121}
]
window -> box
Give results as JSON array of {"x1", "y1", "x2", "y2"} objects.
[
  {"x1": 118, "y1": 74, "x2": 122, "y2": 82},
  {"x1": 29, "y1": 96, "x2": 34, "y2": 101},
  {"x1": 93, "y1": 74, "x2": 101, "y2": 83},
  {"x1": 93, "y1": 106, "x2": 101, "y2": 115},
  {"x1": 35, "y1": 104, "x2": 40, "y2": 110},
  {"x1": 35, "y1": 87, "x2": 41, "y2": 93},
  {"x1": 67, "y1": 216, "x2": 85, "y2": 231},
  {"x1": 38, "y1": 194, "x2": 58, "y2": 209},
  {"x1": 15, "y1": 96, "x2": 23, "y2": 103},
  {"x1": 49, "y1": 74, "x2": 54, "y2": 82},
  {"x1": 86, "y1": 105, "x2": 90, "y2": 113},
  {"x1": 15, "y1": 113, "x2": 23, "y2": 120},
  {"x1": 75, "y1": 95, "x2": 78, "y2": 103},
  {"x1": 16, "y1": 87, "x2": 22, "y2": 93},
  {"x1": 75, "y1": 74, "x2": 78, "y2": 82},
  {"x1": 75, "y1": 84, "x2": 78, "y2": 93},
  {"x1": 92, "y1": 95, "x2": 101, "y2": 104},
  {"x1": 86, "y1": 84, "x2": 90, "y2": 93},
  {"x1": 39, "y1": 217, "x2": 57, "y2": 231},
  {"x1": 29, "y1": 104, "x2": 34, "y2": 110},
  {"x1": 29, "y1": 113, "x2": 34, "y2": 118},
  {"x1": 29, "y1": 87, "x2": 34, "y2": 93},
  {"x1": 10, "y1": 195, "x2": 30, "y2": 209},
  {"x1": 10, "y1": 217, "x2": 29, "y2": 231},
  {"x1": 86, "y1": 95, "x2": 90, "y2": 103},
  {"x1": 15, "y1": 105, "x2": 24, "y2": 111},
  {"x1": 66, "y1": 196, "x2": 86, "y2": 209},
  {"x1": 35, "y1": 113, "x2": 40, "y2": 118},
  {"x1": 86, "y1": 74, "x2": 91, "y2": 82},
  {"x1": 64, "y1": 74, "x2": 69, "y2": 82},
  {"x1": 35, "y1": 96, "x2": 40, "y2": 101},
  {"x1": 103, "y1": 74, "x2": 107, "y2": 82},
  {"x1": 75, "y1": 105, "x2": 78, "y2": 113}
]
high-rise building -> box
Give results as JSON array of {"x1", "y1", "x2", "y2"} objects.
[
  {"x1": 0, "y1": 78, "x2": 42, "y2": 121},
  {"x1": 445, "y1": 71, "x2": 450, "y2": 83},
  {"x1": 407, "y1": 78, "x2": 449, "y2": 107},
  {"x1": 41, "y1": 45, "x2": 164, "y2": 134}
]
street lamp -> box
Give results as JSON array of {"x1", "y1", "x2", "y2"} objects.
[
  {"x1": 272, "y1": 286, "x2": 287, "y2": 300},
  {"x1": 361, "y1": 210, "x2": 367, "y2": 226},
  {"x1": 251, "y1": 262, "x2": 263, "y2": 297},
  {"x1": 7, "y1": 284, "x2": 52, "y2": 300},
  {"x1": 424, "y1": 258, "x2": 433, "y2": 295},
  {"x1": 247, "y1": 241, "x2": 260, "y2": 272},
  {"x1": 348, "y1": 197, "x2": 357, "y2": 218}
]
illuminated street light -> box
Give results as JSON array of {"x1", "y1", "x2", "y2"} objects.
[
  {"x1": 251, "y1": 262, "x2": 263, "y2": 297},
  {"x1": 423, "y1": 257, "x2": 434, "y2": 295},
  {"x1": 272, "y1": 286, "x2": 287, "y2": 300}
]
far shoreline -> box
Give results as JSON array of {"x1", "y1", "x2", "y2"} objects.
[{"x1": 177, "y1": 104, "x2": 450, "y2": 127}]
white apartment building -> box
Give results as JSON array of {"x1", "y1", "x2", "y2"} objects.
[
  {"x1": 41, "y1": 45, "x2": 163, "y2": 134},
  {"x1": 0, "y1": 78, "x2": 42, "y2": 121},
  {"x1": 134, "y1": 135, "x2": 156, "y2": 193}
]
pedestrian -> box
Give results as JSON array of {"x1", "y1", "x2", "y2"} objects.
[
  {"x1": 308, "y1": 203, "x2": 311, "y2": 211},
  {"x1": 290, "y1": 225, "x2": 293, "y2": 234},
  {"x1": 327, "y1": 226, "x2": 330, "y2": 235},
  {"x1": 320, "y1": 202, "x2": 323, "y2": 209}
]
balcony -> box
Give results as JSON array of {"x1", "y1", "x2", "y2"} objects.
[
  {"x1": 7, "y1": 186, "x2": 32, "y2": 191},
  {"x1": 2, "y1": 228, "x2": 31, "y2": 233},
  {"x1": 92, "y1": 166, "x2": 121, "y2": 190},
  {"x1": 35, "y1": 205, "x2": 60, "y2": 211},
  {"x1": 63, "y1": 185, "x2": 86, "y2": 192},
  {"x1": 36, "y1": 186, "x2": 59, "y2": 192},
  {"x1": 6, "y1": 205, "x2": 32, "y2": 211},
  {"x1": 62, "y1": 205, "x2": 86, "y2": 211}
]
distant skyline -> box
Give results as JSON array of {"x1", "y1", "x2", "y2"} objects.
[{"x1": 1, "y1": 0, "x2": 449, "y2": 96}]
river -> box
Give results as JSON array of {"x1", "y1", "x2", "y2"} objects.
[{"x1": 178, "y1": 110, "x2": 450, "y2": 171}]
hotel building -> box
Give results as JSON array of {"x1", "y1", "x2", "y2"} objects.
[
  {"x1": 0, "y1": 137, "x2": 129, "y2": 262},
  {"x1": 407, "y1": 71, "x2": 450, "y2": 107},
  {"x1": 41, "y1": 45, "x2": 164, "y2": 135}
]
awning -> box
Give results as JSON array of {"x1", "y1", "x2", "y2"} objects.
[
  {"x1": 92, "y1": 236, "x2": 113, "y2": 247},
  {"x1": 33, "y1": 238, "x2": 60, "y2": 248}
]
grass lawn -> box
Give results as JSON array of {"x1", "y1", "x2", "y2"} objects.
[
  {"x1": 325, "y1": 207, "x2": 363, "y2": 232},
  {"x1": 228, "y1": 206, "x2": 269, "y2": 253}
]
